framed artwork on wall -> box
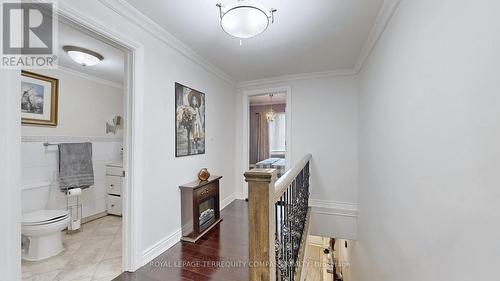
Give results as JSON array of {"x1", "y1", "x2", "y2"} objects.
[
  {"x1": 175, "y1": 82, "x2": 206, "y2": 157},
  {"x1": 21, "y1": 70, "x2": 59, "y2": 126}
]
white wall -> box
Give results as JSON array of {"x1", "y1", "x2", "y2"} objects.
[
  {"x1": 22, "y1": 68, "x2": 124, "y2": 137},
  {"x1": 353, "y1": 0, "x2": 500, "y2": 280},
  {"x1": 59, "y1": 0, "x2": 238, "y2": 263},
  {"x1": 237, "y1": 76, "x2": 359, "y2": 238}
]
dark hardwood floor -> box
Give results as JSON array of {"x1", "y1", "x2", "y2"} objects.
[{"x1": 114, "y1": 200, "x2": 249, "y2": 281}]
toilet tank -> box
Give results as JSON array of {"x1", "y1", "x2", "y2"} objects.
[{"x1": 22, "y1": 182, "x2": 52, "y2": 214}]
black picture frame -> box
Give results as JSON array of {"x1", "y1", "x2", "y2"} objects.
[{"x1": 175, "y1": 82, "x2": 206, "y2": 157}]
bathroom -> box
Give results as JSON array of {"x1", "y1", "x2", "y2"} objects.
[{"x1": 20, "y1": 19, "x2": 127, "y2": 281}]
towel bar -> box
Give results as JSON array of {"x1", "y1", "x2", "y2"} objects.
[{"x1": 43, "y1": 142, "x2": 58, "y2": 147}]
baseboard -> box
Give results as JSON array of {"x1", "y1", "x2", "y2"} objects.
[
  {"x1": 141, "y1": 227, "x2": 182, "y2": 266},
  {"x1": 234, "y1": 192, "x2": 245, "y2": 200},
  {"x1": 141, "y1": 193, "x2": 237, "y2": 266},
  {"x1": 82, "y1": 211, "x2": 108, "y2": 224},
  {"x1": 220, "y1": 192, "x2": 236, "y2": 210},
  {"x1": 308, "y1": 199, "x2": 358, "y2": 240}
]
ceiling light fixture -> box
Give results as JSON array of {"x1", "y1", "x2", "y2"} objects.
[
  {"x1": 63, "y1": 46, "x2": 104, "y2": 66},
  {"x1": 216, "y1": 1, "x2": 277, "y2": 40},
  {"x1": 266, "y1": 93, "x2": 276, "y2": 122}
]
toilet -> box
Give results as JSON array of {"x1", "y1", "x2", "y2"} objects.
[{"x1": 22, "y1": 209, "x2": 70, "y2": 261}]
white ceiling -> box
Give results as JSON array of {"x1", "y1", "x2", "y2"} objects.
[
  {"x1": 123, "y1": 0, "x2": 384, "y2": 82},
  {"x1": 58, "y1": 21, "x2": 125, "y2": 85}
]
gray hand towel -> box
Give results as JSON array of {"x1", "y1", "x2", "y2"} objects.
[{"x1": 58, "y1": 142, "x2": 94, "y2": 190}]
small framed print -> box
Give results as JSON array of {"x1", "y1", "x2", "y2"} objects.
[{"x1": 21, "y1": 71, "x2": 58, "y2": 126}]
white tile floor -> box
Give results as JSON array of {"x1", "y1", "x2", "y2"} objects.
[{"x1": 22, "y1": 215, "x2": 122, "y2": 281}]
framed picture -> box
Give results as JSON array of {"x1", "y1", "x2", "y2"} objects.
[
  {"x1": 21, "y1": 71, "x2": 58, "y2": 126},
  {"x1": 175, "y1": 82, "x2": 205, "y2": 157}
]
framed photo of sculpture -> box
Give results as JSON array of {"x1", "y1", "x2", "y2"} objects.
[
  {"x1": 21, "y1": 71, "x2": 59, "y2": 126},
  {"x1": 175, "y1": 82, "x2": 205, "y2": 157}
]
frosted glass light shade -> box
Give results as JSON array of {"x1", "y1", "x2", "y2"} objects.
[
  {"x1": 220, "y1": 4, "x2": 270, "y2": 38},
  {"x1": 63, "y1": 46, "x2": 103, "y2": 66}
]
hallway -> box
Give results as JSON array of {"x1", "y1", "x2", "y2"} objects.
[{"x1": 115, "y1": 200, "x2": 249, "y2": 281}]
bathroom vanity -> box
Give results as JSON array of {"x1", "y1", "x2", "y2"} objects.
[{"x1": 106, "y1": 162, "x2": 124, "y2": 216}]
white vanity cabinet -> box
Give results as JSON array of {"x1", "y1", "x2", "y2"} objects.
[{"x1": 106, "y1": 163, "x2": 124, "y2": 216}]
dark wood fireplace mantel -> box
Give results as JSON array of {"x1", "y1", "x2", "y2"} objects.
[{"x1": 179, "y1": 175, "x2": 222, "y2": 243}]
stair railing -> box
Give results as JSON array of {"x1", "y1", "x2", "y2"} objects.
[{"x1": 245, "y1": 154, "x2": 312, "y2": 281}]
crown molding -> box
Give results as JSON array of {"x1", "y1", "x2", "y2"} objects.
[
  {"x1": 98, "y1": 0, "x2": 237, "y2": 87},
  {"x1": 354, "y1": 0, "x2": 402, "y2": 73},
  {"x1": 237, "y1": 0, "x2": 402, "y2": 88},
  {"x1": 97, "y1": 0, "x2": 400, "y2": 89},
  {"x1": 56, "y1": 66, "x2": 124, "y2": 89},
  {"x1": 237, "y1": 68, "x2": 359, "y2": 88}
]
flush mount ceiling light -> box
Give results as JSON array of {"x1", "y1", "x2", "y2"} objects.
[
  {"x1": 216, "y1": 0, "x2": 277, "y2": 39},
  {"x1": 63, "y1": 46, "x2": 104, "y2": 66}
]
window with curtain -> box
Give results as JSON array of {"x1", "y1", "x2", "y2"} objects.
[{"x1": 269, "y1": 113, "x2": 286, "y2": 152}]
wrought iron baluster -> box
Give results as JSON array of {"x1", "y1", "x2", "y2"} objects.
[{"x1": 273, "y1": 160, "x2": 311, "y2": 281}]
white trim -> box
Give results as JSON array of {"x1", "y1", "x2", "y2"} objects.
[
  {"x1": 236, "y1": 0, "x2": 402, "y2": 88},
  {"x1": 97, "y1": 0, "x2": 400, "y2": 89},
  {"x1": 100, "y1": 0, "x2": 400, "y2": 88},
  {"x1": 21, "y1": 181, "x2": 52, "y2": 191},
  {"x1": 235, "y1": 192, "x2": 245, "y2": 200},
  {"x1": 241, "y1": 86, "x2": 292, "y2": 199},
  {"x1": 309, "y1": 199, "x2": 358, "y2": 218},
  {"x1": 56, "y1": 66, "x2": 124, "y2": 89},
  {"x1": 122, "y1": 41, "x2": 144, "y2": 272},
  {"x1": 98, "y1": 0, "x2": 236, "y2": 87},
  {"x1": 0, "y1": 70, "x2": 22, "y2": 281},
  {"x1": 354, "y1": 0, "x2": 402, "y2": 73},
  {"x1": 141, "y1": 228, "x2": 182, "y2": 266},
  {"x1": 21, "y1": 135, "x2": 123, "y2": 143},
  {"x1": 56, "y1": 1, "x2": 145, "y2": 272},
  {"x1": 249, "y1": 101, "x2": 287, "y2": 107},
  {"x1": 237, "y1": 69, "x2": 358, "y2": 88},
  {"x1": 220, "y1": 192, "x2": 236, "y2": 210},
  {"x1": 309, "y1": 199, "x2": 358, "y2": 240},
  {"x1": 141, "y1": 193, "x2": 236, "y2": 265}
]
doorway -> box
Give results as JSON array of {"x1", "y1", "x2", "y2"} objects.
[
  {"x1": 1, "y1": 6, "x2": 146, "y2": 281},
  {"x1": 19, "y1": 17, "x2": 128, "y2": 281},
  {"x1": 305, "y1": 235, "x2": 354, "y2": 281},
  {"x1": 249, "y1": 92, "x2": 287, "y2": 172},
  {"x1": 242, "y1": 87, "x2": 291, "y2": 198}
]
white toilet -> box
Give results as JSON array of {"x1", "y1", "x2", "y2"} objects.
[{"x1": 22, "y1": 209, "x2": 70, "y2": 261}]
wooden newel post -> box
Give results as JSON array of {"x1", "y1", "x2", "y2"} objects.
[{"x1": 244, "y1": 168, "x2": 277, "y2": 281}]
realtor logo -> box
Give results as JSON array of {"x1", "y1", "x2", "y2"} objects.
[{"x1": 1, "y1": 0, "x2": 58, "y2": 68}]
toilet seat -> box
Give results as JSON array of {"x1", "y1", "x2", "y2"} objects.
[{"x1": 22, "y1": 210, "x2": 69, "y2": 226}]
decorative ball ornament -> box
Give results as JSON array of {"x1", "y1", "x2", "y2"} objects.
[{"x1": 198, "y1": 168, "x2": 211, "y2": 181}]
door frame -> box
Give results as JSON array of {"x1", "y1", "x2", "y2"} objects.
[
  {"x1": 3, "y1": 4, "x2": 146, "y2": 279},
  {"x1": 55, "y1": 4, "x2": 145, "y2": 272},
  {"x1": 241, "y1": 86, "x2": 292, "y2": 198}
]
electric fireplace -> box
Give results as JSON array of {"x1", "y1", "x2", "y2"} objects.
[{"x1": 179, "y1": 175, "x2": 222, "y2": 242}]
